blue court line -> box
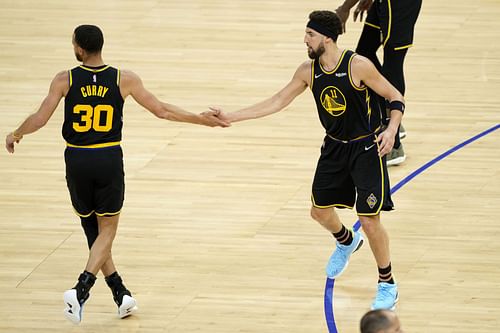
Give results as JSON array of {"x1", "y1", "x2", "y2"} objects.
[{"x1": 324, "y1": 123, "x2": 500, "y2": 333}]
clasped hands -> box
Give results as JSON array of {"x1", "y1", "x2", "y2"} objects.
[{"x1": 200, "y1": 106, "x2": 230, "y2": 128}]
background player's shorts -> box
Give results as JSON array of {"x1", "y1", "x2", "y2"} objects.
[
  {"x1": 311, "y1": 135, "x2": 393, "y2": 216},
  {"x1": 64, "y1": 146, "x2": 124, "y2": 217},
  {"x1": 365, "y1": 0, "x2": 422, "y2": 50}
]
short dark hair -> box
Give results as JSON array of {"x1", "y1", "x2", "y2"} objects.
[
  {"x1": 360, "y1": 310, "x2": 392, "y2": 333},
  {"x1": 308, "y1": 10, "x2": 343, "y2": 41},
  {"x1": 74, "y1": 25, "x2": 104, "y2": 53}
]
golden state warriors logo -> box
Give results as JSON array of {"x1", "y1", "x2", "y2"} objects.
[
  {"x1": 366, "y1": 193, "x2": 378, "y2": 209},
  {"x1": 320, "y1": 86, "x2": 346, "y2": 116}
]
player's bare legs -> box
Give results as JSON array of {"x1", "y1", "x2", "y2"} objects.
[{"x1": 358, "y1": 215, "x2": 390, "y2": 268}]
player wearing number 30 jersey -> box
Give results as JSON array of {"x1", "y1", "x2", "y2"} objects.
[
  {"x1": 5, "y1": 24, "x2": 229, "y2": 325},
  {"x1": 63, "y1": 65, "x2": 124, "y2": 148}
]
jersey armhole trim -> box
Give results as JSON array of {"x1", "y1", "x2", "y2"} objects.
[
  {"x1": 310, "y1": 60, "x2": 315, "y2": 90},
  {"x1": 348, "y1": 54, "x2": 367, "y2": 91}
]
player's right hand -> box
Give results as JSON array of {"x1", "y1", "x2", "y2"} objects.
[{"x1": 5, "y1": 133, "x2": 21, "y2": 153}]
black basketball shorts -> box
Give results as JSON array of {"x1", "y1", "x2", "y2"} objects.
[
  {"x1": 311, "y1": 135, "x2": 393, "y2": 216},
  {"x1": 365, "y1": 0, "x2": 422, "y2": 50},
  {"x1": 64, "y1": 146, "x2": 125, "y2": 217}
]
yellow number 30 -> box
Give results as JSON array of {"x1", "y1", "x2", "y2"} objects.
[{"x1": 73, "y1": 104, "x2": 114, "y2": 132}]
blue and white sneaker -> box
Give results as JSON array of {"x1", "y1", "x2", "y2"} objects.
[
  {"x1": 371, "y1": 282, "x2": 399, "y2": 310},
  {"x1": 326, "y1": 230, "x2": 364, "y2": 279},
  {"x1": 63, "y1": 289, "x2": 86, "y2": 324}
]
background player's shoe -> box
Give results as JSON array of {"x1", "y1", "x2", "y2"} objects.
[
  {"x1": 387, "y1": 144, "x2": 406, "y2": 166},
  {"x1": 63, "y1": 289, "x2": 87, "y2": 324},
  {"x1": 399, "y1": 124, "x2": 407, "y2": 139},
  {"x1": 371, "y1": 282, "x2": 399, "y2": 310},
  {"x1": 118, "y1": 295, "x2": 138, "y2": 318},
  {"x1": 326, "y1": 230, "x2": 364, "y2": 279}
]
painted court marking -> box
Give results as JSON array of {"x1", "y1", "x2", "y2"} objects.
[{"x1": 324, "y1": 124, "x2": 500, "y2": 333}]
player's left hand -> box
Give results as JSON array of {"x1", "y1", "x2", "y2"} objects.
[{"x1": 375, "y1": 128, "x2": 396, "y2": 157}]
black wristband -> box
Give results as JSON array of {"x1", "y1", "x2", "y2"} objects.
[{"x1": 389, "y1": 100, "x2": 405, "y2": 114}]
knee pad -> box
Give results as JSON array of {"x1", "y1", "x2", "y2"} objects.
[{"x1": 81, "y1": 214, "x2": 98, "y2": 249}]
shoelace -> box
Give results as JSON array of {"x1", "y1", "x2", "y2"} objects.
[{"x1": 375, "y1": 286, "x2": 395, "y2": 302}]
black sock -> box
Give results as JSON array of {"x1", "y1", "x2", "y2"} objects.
[
  {"x1": 73, "y1": 271, "x2": 96, "y2": 305},
  {"x1": 105, "y1": 271, "x2": 131, "y2": 306},
  {"x1": 332, "y1": 225, "x2": 353, "y2": 246},
  {"x1": 378, "y1": 263, "x2": 395, "y2": 284}
]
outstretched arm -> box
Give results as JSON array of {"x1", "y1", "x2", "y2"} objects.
[
  {"x1": 5, "y1": 71, "x2": 68, "y2": 153},
  {"x1": 212, "y1": 61, "x2": 310, "y2": 123},
  {"x1": 119, "y1": 70, "x2": 230, "y2": 127},
  {"x1": 351, "y1": 55, "x2": 404, "y2": 157}
]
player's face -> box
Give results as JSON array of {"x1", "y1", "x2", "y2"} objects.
[
  {"x1": 72, "y1": 34, "x2": 83, "y2": 62},
  {"x1": 304, "y1": 28, "x2": 325, "y2": 59}
]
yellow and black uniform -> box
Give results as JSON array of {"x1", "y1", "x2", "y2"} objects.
[
  {"x1": 63, "y1": 65, "x2": 125, "y2": 217},
  {"x1": 357, "y1": 0, "x2": 422, "y2": 150},
  {"x1": 364, "y1": 0, "x2": 422, "y2": 52},
  {"x1": 310, "y1": 50, "x2": 393, "y2": 215}
]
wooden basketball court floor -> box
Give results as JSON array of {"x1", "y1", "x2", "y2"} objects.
[{"x1": 1, "y1": 0, "x2": 499, "y2": 332}]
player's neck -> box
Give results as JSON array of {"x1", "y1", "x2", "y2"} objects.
[
  {"x1": 81, "y1": 54, "x2": 105, "y2": 67},
  {"x1": 319, "y1": 46, "x2": 344, "y2": 72}
]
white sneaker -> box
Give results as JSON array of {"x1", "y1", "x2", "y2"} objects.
[
  {"x1": 63, "y1": 289, "x2": 85, "y2": 324},
  {"x1": 118, "y1": 295, "x2": 138, "y2": 318},
  {"x1": 387, "y1": 145, "x2": 406, "y2": 166}
]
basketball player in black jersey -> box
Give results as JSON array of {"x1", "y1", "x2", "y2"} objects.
[
  {"x1": 5, "y1": 25, "x2": 229, "y2": 324},
  {"x1": 336, "y1": 0, "x2": 422, "y2": 166},
  {"x1": 209, "y1": 11, "x2": 403, "y2": 310}
]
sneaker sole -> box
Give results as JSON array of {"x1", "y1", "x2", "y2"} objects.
[
  {"x1": 63, "y1": 289, "x2": 83, "y2": 324},
  {"x1": 118, "y1": 295, "x2": 138, "y2": 319},
  {"x1": 399, "y1": 132, "x2": 406, "y2": 140},
  {"x1": 387, "y1": 155, "x2": 406, "y2": 166},
  {"x1": 327, "y1": 236, "x2": 364, "y2": 279}
]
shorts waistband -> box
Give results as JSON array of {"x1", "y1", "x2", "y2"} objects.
[
  {"x1": 326, "y1": 126, "x2": 381, "y2": 144},
  {"x1": 66, "y1": 141, "x2": 121, "y2": 149}
]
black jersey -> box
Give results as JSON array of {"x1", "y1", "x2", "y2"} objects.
[
  {"x1": 310, "y1": 50, "x2": 383, "y2": 142},
  {"x1": 63, "y1": 65, "x2": 124, "y2": 147}
]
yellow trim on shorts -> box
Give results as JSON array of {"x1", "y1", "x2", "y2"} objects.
[
  {"x1": 66, "y1": 141, "x2": 121, "y2": 149},
  {"x1": 96, "y1": 210, "x2": 121, "y2": 217},
  {"x1": 311, "y1": 194, "x2": 354, "y2": 209},
  {"x1": 72, "y1": 208, "x2": 121, "y2": 218},
  {"x1": 73, "y1": 208, "x2": 95, "y2": 218},
  {"x1": 364, "y1": 21, "x2": 380, "y2": 29},
  {"x1": 383, "y1": 0, "x2": 393, "y2": 47},
  {"x1": 394, "y1": 44, "x2": 413, "y2": 51}
]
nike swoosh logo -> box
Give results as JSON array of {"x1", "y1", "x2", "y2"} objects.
[
  {"x1": 365, "y1": 144, "x2": 375, "y2": 151},
  {"x1": 314, "y1": 73, "x2": 323, "y2": 79}
]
